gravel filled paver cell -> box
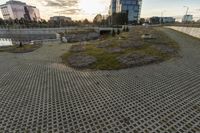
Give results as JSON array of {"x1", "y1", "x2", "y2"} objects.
[{"x1": 0, "y1": 28, "x2": 200, "y2": 132}]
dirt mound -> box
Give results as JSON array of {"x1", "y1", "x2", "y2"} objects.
[
  {"x1": 68, "y1": 54, "x2": 96, "y2": 68},
  {"x1": 117, "y1": 53, "x2": 160, "y2": 67}
]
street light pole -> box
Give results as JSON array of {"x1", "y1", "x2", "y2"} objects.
[
  {"x1": 183, "y1": 6, "x2": 189, "y2": 23},
  {"x1": 196, "y1": 9, "x2": 200, "y2": 21},
  {"x1": 185, "y1": 6, "x2": 189, "y2": 16}
]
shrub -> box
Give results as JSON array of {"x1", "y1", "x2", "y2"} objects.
[
  {"x1": 19, "y1": 41, "x2": 23, "y2": 47},
  {"x1": 126, "y1": 27, "x2": 129, "y2": 32},
  {"x1": 58, "y1": 32, "x2": 65, "y2": 42},
  {"x1": 117, "y1": 29, "x2": 120, "y2": 35},
  {"x1": 112, "y1": 30, "x2": 116, "y2": 37},
  {"x1": 123, "y1": 27, "x2": 126, "y2": 32}
]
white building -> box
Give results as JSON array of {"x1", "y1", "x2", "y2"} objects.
[
  {"x1": 182, "y1": 15, "x2": 193, "y2": 22},
  {"x1": 0, "y1": 0, "x2": 40, "y2": 21},
  {"x1": 162, "y1": 17, "x2": 176, "y2": 23}
]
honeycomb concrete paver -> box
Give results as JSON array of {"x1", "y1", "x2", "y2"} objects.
[{"x1": 0, "y1": 28, "x2": 200, "y2": 132}]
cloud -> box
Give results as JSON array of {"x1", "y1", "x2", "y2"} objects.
[
  {"x1": 43, "y1": 0, "x2": 79, "y2": 7},
  {"x1": 42, "y1": 0, "x2": 81, "y2": 15},
  {"x1": 54, "y1": 9, "x2": 81, "y2": 15}
]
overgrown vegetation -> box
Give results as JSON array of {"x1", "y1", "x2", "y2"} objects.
[
  {"x1": 61, "y1": 26, "x2": 179, "y2": 70},
  {"x1": 0, "y1": 44, "x2": 41, "y2": 53}
]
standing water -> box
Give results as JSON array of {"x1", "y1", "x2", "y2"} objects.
[{"x1": 0, "y1": 38, "x2": 13, "y2": 47}]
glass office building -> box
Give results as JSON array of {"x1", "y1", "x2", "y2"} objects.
[
  {"x1": 109, "y1": 0, "x2": 142, "y2": 23},
  {"x1": 109, "y1": 0, "x2": 116, "y2": 15}
]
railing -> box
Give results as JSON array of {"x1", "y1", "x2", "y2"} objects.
[
  {"x1": 0, "y1": 26, "x2": 120, "y2": 35},
  {"x1": 0, "y1": 38, "x2": 13, "y2": 47}
]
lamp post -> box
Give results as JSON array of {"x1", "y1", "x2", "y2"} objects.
[
  {"x1": 183, "y1": 6, "x2": 189, "y2": 23},
  {"x1": 184, "y1": 6, "x2": 189, "y2": 16}
]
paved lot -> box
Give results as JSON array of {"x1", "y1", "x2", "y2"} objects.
[{"x1": 0, "y1": 28, "x2": 200, "y2": 132}]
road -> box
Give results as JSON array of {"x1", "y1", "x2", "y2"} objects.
[{"x1": 0, "y1": 28, "x2": 200, "y2": 132}]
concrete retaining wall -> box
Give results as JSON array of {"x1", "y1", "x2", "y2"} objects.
[
  {"x1": 64, "y1": 32, "x2": 100, "y2": 42},
  {"x1": 167, "y1": 26, "x2": 200, "y2": 39},
  {"x1": 0, "y1": 27, "x2": 122, "y2": 35},
  {"x1": 0, "y1": 27, "x2": 78, "y2": 35},
  {"x1": 0, "y1": 27, "x2": 100, "y2": 35},
  {"x1": 34, "y1": 39, "x2": 60, "y2": 45},
  {"x1": 0, "y1": 34, "x2": 56, "y2": 40}
]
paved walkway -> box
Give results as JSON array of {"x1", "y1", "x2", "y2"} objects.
[{"x1": 0, "y1": 28, "x2": 200, "y2": 132}]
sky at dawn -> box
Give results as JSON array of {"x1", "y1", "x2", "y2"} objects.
[{"x1": 0, "y1": 0, "x2": 200, "y2": 21}]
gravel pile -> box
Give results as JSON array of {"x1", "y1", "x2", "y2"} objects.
[
  {"x1": 68, "y1": 54, "x2": 96, "y2": 68},
  {"x1": 70, "y1": 45, "x2": 85, "y2": 52},
  {"x1": 106, "y1": 48, "x2": 123, "y2": 53},
  {"x1": 119, "y1": 41, "x2": 143, "y2": 48},
  {"x1": 152, "y1": 45, "x2": 176, "y2": 54},
  {"x1": 117, "y1": 53, "x2": 160, "y2": 67},
  {"x1": 96, "y1": 42, "x2": 110, "y2": 48}
]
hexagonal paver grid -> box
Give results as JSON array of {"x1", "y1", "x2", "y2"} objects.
[{"x1": 0, "y1": 28, "x2": 200, "y2": 132}]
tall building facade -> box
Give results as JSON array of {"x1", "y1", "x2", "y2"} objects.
[
  {"x1": 0, "y1": 0, "x2": 40, "y2": 21},
  {"x1": 109, "y1": 0, "x2": 116, "y2": 15},
  {"x1": 109, "y1": 0, "x2": 142, "y2": 23}
]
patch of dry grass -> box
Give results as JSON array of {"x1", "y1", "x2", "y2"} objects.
[
  {"x1": 0, "y1": 44, "x2": 41, "y2": 53},
  {"x1": 61, "y1": 26, "x2": 179, "y2": 70}
]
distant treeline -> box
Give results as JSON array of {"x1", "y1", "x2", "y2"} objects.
[
  {"x1": 2, "y1": 15, "x2": 198, "y2": 29},
  {"x1": 0, "y1": 18, "x2": 92, "y2": 28},
  {"x1": 0, "y1": 12, "x2": 132, "y2": 29}
]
